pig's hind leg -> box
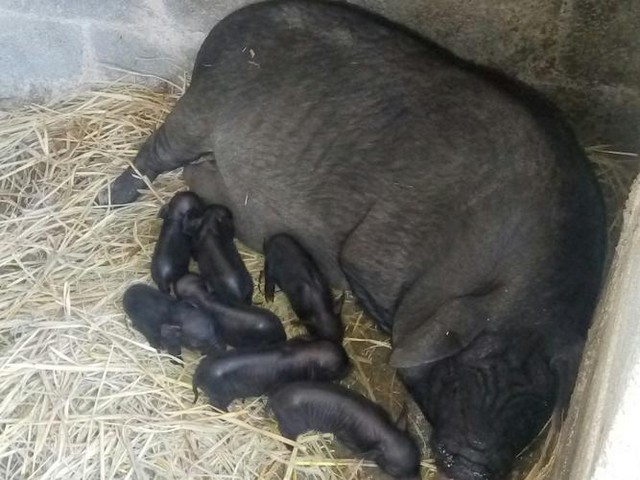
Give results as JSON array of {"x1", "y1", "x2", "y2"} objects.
[{"x1": 98, "y1": 92, "x2": 212, "y2": 205}]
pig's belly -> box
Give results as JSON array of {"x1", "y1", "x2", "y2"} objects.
[{"x1": 183, "y1": 160, "x2": 360, "y2": 289}]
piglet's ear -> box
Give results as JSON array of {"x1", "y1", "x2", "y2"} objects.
[{"x1": 390, "y1": 296, "x2": 486, "y2": 368}]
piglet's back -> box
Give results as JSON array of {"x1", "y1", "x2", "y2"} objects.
[
  {"x1": 269, "y1": 381, "x2": 421, "y2": 479},
  {"x1": 269, "y1": 381, "x2": 397, "y2": 437}
]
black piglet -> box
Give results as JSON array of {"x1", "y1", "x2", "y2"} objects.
[
  {"x1": 122, "y1": 283, "x2": 223, "y2": 361},
  {"x1": 269, "y1": 381, "x2": 421, "y2": 480},
  {"x1": 175, "y1": 273, "x2": 286, "y2": 348},
  {"x1": 151, "y1": 192, "x2": 203, "y2": 293},
  {"x1": 192, "y1": 205, "x2": 254, "y2": 305},
  {"x1": 264, "y1": 233, "x2": 344, "y2": 343}
]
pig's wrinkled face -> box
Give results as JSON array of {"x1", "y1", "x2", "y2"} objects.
[{"x1": 400, "y1": 334, "x2": 558, "y2": 480}]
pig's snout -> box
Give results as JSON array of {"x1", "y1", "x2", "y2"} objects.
[{"x1": 434, "y1": 472, "x2": 452, "y2": 480}]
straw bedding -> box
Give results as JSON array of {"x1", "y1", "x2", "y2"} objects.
[{"x1": 0, "y1": 80, "x2": 636, "y2": 480}]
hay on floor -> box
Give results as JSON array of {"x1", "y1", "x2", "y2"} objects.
[
  {"x1": 0, "y1": 82, "x2": 431, "y2": 480},
  {"x1": 0, "y1": 81, "x2": 636, "y2": 479}
]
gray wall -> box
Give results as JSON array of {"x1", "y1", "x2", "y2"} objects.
[{"x1": 1, "y1": 0, "x2": 638, "y2": 151}]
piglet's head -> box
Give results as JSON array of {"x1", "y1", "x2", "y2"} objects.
[
  {"x1": 197, "y1": 205, "x2": 234, "y2": 239},
  {"x1": 159, "y1": 191, "x2": 202, "y2": 220}
]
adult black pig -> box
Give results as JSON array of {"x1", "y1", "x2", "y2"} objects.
[{"x1": 100, "y1": 1, "x2": 606, "y2": 478}]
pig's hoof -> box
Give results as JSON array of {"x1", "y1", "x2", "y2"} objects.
[{"x1": 96, "y1": 167, "x2": 147, "y2": 206}]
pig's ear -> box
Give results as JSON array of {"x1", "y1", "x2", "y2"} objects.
[
  {"x1": 395, "y1": 403, "x2": 410, "y2": 432},
  {"x1": 390, "y1": 295, "x2": 486, "y2": 368},
  {"x1": 158, "y1": 203, "x2": 169, "y2": 219}
]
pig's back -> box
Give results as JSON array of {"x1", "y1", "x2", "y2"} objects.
[{"x1": 183, "y1": 0, "x2": 604, "y2": 332}]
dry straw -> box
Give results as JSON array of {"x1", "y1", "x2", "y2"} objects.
[{"x1": 0, "y1": 80, "x2": 636, "y2": 480}]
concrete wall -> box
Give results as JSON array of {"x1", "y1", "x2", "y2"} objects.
[{"x1": 0, "y1": 0, "x2": 638, "y2": 150}]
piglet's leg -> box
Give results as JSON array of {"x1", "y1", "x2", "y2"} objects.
[
  {"x1": 98, "y1": 92, "x2": 211, "y2": 205},
  {"x1": 277, "y1": 426, "x2": 299, "y2": 452},
  {"x1": 263, "y1": 257, "x2": 277, "y2": 302}
]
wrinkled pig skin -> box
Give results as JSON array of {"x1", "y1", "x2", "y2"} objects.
[
  {"x1": 192, "y1": 337, "x2": 350, "y2": 410},
  {"x1": 101, "y1": 1, "x2": 606, "y2": 478},
  {"x1": 151, "y1": 191, "x2": 203, "y2": 293},
  {"x1": 192, "y1": 205, "x2": 254, "y2": 305},
  {"x1": 175, "y1": 273, "x2": 286, "y2": 347},
  {"x1": 264, "y1": 233, "x2": 344, "y2": 342},
  {"x1": 399, "y1": 332, "x2": 559, "y2": 479},
  {"x1": 269, "y1": 381, "x2": 421, "y2": 480}
]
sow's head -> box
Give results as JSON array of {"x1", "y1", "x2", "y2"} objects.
[{"x1": 393, "y1": 328, "x2": 567, "y2": 480}]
